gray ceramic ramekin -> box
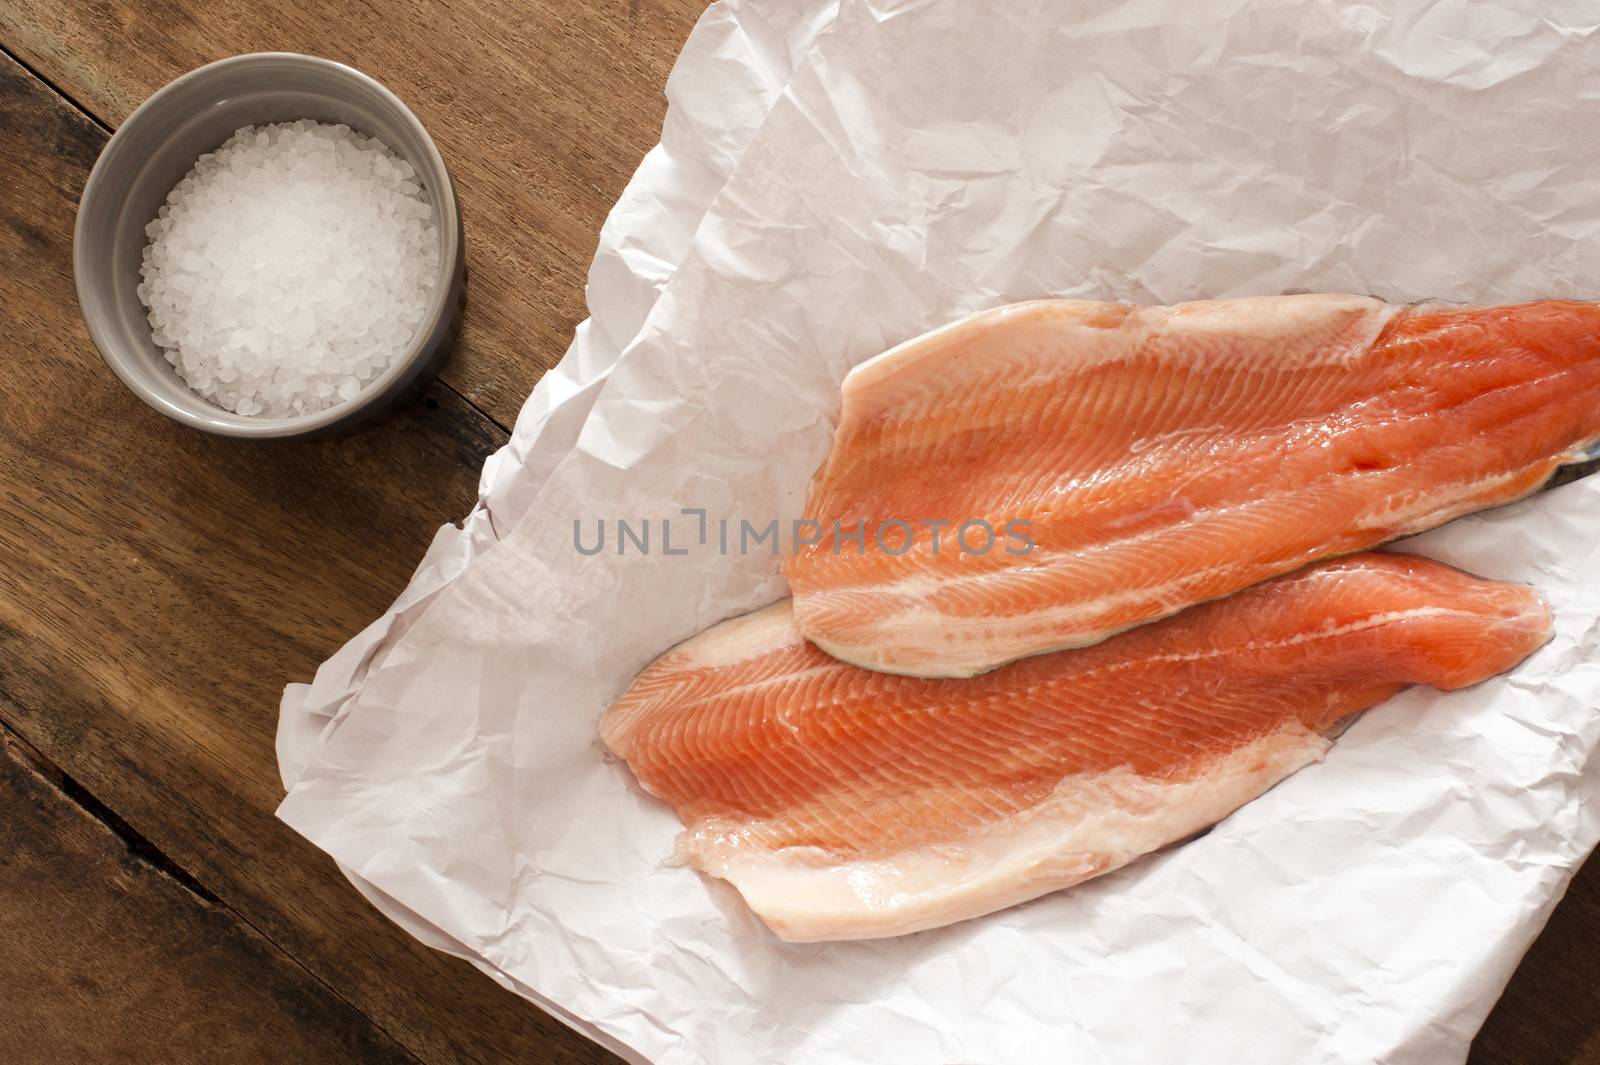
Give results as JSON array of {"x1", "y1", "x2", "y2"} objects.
[{"x1": 74, "y1": 53, "x2": 465, "y2": 439}]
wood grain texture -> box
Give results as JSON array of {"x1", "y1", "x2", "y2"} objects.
[
  {"x1": 0, "y1": 727, "x2": 419, "y2": 1065},
  {"x1": 0, "y1": 0, "x2": 703, "y2": 428},
  {"x1": 1, "y1": 1, "x2": 1597, "y2": 1061},
  {"x1": 1473, "y1": 854, "x2": 1600, "y2": 1065},
  {"x1": 0, "y1": 53, "x2": 616, "y2": 1065}
]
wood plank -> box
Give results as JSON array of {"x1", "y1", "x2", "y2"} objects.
[
  {"x1": 0, "y1": 54, "x2": 616, "y2": 1065},
  {"x1": 0, "y1": 727, "x2": 420, "y2": 1065},
  {"x1": 1471, "y1": 853, "x2": 1600, "y2": 1065},
  {"x1": 0, "y1": 0, "x2": 703, "y2": 428},
  {"x1": 3, "y1": 6, "x2": 1596, "y2": 1063}
]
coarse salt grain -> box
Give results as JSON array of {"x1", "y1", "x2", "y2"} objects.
[{"x1": 137, "y1": 120, "x2": 441, "y2": 418}]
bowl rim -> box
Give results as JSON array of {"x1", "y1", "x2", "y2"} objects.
[{"x1": 73, "y1": 51, "x2": 462, "y2": 439}]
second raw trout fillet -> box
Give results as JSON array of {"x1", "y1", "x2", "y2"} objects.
[
  {"x1": 785, "y1": 295, "x2": 1600, "y2": 677},
  {"x1": 602, "y1": 554, "x2": 1550, "y2": 942}
]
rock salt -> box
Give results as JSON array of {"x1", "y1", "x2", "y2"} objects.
[{"x1": 139, "y1": 120, "x2": 441, "y2": 418}]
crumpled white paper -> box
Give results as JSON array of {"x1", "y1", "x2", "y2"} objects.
[{"x1": 278, "y1": 2, "x2": 1600, "y2": 1062}]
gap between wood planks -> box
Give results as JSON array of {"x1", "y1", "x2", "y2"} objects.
[
  {"x1": 0, "y1": 41, "x2": 512, "y2": 1061},
  {"x1": 0, "y1": 674, "x2": 433, "y2": 1065},
  {"x1": 0, "y1": 40, "x2": 518, "y2": 441},
  {"x1": 0, "y1": 717, "x2": 426, "y2": 1064},
  {"x1": 0, "y1": 718, "x2": 218, "y2": 903},
  {"x1": 8, "y1": 28, "x2": 1598, "y2": 1065}
]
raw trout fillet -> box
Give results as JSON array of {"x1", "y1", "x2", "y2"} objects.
[
  {"x1": 602, "y1": 554, "x2": 1550, "y2": 942},
  {"x1": 785, "y1": 295, "x2": 1600, "y2": 677}
]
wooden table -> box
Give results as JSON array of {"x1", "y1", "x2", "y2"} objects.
[{"x1": 0, "y1": 5, "x2": 1593, "y2": 1062}]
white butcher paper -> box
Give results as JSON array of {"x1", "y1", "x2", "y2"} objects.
[{"x1": 277, "y1": 2, "x2": 1600, "y2": 1062}]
